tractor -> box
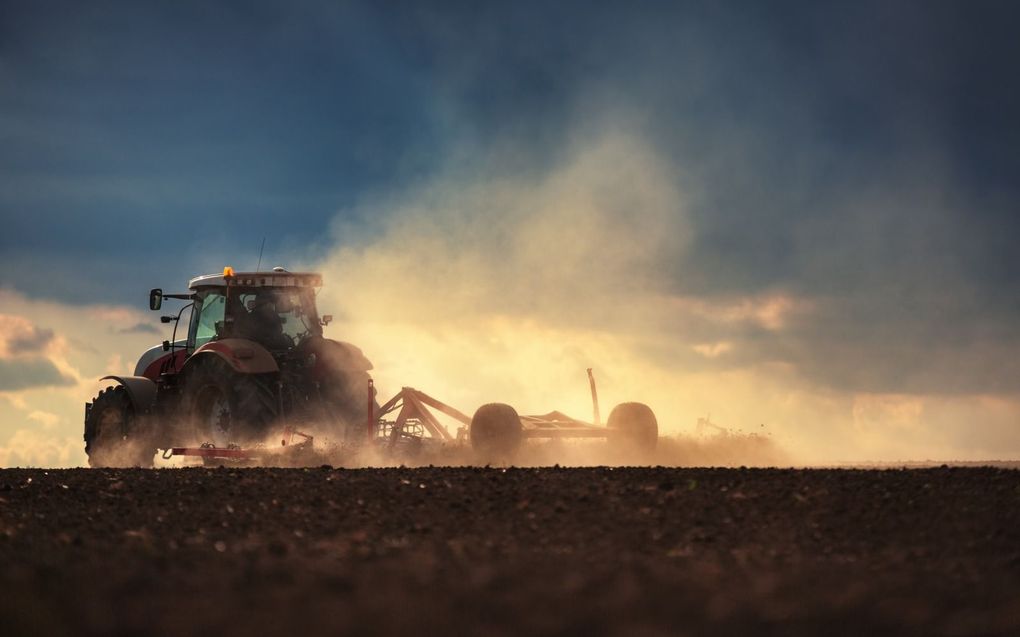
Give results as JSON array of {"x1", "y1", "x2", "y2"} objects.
[
  {"x1": 84, "y1": 266, "x2": 659, "y2": 467},
  {"x1": 83, "y1": 266, "x2": 374, "y2": 467}
]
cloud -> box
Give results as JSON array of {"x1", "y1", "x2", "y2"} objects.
[
  {"x1": 0, "y1": 315, "x2": 56, "y2": 357},
  {"x1": 27, "y1": 410, "x2": 60, "y2": 428},
  {"x1": 692, "y1": 342, "x2": 733, "y2": 359},
  {"x1": 6, "y1": 327, "x2": 55, "y2": 354},
  {"x1": 118, "y1": 322, "x2": 161, "y2": 335},
  {"x1": 0, "y1": 289, "x2": 166, "y2": 467},
  {"x1": 0, "y1": 357, "x2": 75, "y2": 391},
  {"x1": 0, "y1": 427, "x2": 81, "y2": 468}
]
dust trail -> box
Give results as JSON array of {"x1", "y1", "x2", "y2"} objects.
[
  {"x1": 162, "y1": 416, "x2": 786, "y2": 469},
  {"x1": 304, "y1": 128, "x2": 804, "y2": 467}
]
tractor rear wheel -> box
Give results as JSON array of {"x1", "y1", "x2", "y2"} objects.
[
  {"x1": 181, "y1": 357, "x2": 278, "y2": 446},
  {"x1": 84, "y1": 385, "x2": 154, "y2": 468},
  {"x1": 300, "y1": 336, "x2": 378, "y2": 439},
  {"x1": 319, "y1": 368, "x2": 376, "y2": 435},
  {"x1": 470, "y1": 403, "x2": 523, "y2": 462},
  {"x1": 607, "y1": 402, "x2": 658, "y2": 456}
]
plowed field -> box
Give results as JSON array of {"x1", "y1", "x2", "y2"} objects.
[{"x1": 1, "y1": 466, "x2": 1017, "y2": 636}]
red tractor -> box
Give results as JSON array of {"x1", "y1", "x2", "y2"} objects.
[
  {"x1": 85, "y1": 266, "x2": 659, "y2": 467},
  {"x1": 83, "y1": 267, "x2": 374, "y2": 467}
]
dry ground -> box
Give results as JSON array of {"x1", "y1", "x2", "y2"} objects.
[{"x1": 1, "y1": 466, "x2": 1018, "y2": 636}]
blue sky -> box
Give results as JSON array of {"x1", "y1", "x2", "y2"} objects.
[{"x1": 2, "y1": 1, "x2": 1020, "y2": 464}]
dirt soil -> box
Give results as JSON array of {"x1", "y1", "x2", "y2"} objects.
[{"x1": 1, "y1": 466, "x2": 1018, "y2": 636}]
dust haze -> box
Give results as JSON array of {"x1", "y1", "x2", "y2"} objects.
[
  {"x1": 4, "y1": 122, "x2": 1017, "y2": 466},
  {"x1": 297, "y1": 126, "x2": 790, "y2": 465},
  {"x1": 295, "y1": 106, "x2": 1019, "y2": 465}
]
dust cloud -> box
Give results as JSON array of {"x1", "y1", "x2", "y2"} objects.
[
  {"x1": 301, "y1": 128, "x2": 807, "y2": 466},
  {"x1": 299, "y1": 114, "x2": 1020, "y2": 465}
]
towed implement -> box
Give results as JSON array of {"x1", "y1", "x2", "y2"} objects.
[
  {"x1": 370, "y1": 378, "x2": 657, "y2": 463},
  {"x1": 84, "y1": 267, "x2": 657, "y2": 467}
]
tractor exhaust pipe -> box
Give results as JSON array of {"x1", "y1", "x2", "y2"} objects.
[{"x1": 587, "y1": 368, "x2": 601, "y2": 427}]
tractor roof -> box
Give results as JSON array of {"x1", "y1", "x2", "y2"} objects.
[{"x1": 189, "y1": 267, "x2": 323, "y2": 290}]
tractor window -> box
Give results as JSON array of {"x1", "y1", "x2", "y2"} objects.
[
  {"x1": 235, "y1": 288, "x2": 320, "y2": 349},
  {"x1": 193, "y1": 292, "x2": 226, "y2": 349}
]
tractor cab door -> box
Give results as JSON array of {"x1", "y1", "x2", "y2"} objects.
[{"x1": 187, "y1": 290, "x2": 227, "y2": 352}]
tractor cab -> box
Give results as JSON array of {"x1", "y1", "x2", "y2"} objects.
[
  {"x1": 186, "y1": 267, "x2": 327, "y2": 352},
  {"x1": 138, "y1": 267, "x2": 334, "y2": 379}
]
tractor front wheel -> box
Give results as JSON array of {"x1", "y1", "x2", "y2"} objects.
[{"x1": 84, "y1": 385, "x2": 154, "y2": 468}]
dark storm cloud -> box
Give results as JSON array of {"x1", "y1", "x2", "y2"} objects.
[
  {"x1": 2, "y1": 0, "x2": 1019, "y2": 398},
  {"x1": 6, "y1": 327, "x2": 54, "y2": 355},
  {"x1": 377, "y1": 2, "x2": 1020, "y2": 397},
  {"x1": 0, "y1": 358, "x2": 75, "y2": 391},
  {"x1": 0, "y1": 0, "x2": 444, "y2": 302}
]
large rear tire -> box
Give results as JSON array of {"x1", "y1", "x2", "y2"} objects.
[
  {"x1": 181, "y1": 357, "x2": 278, "y2": 446},
  {"x1": 320, "y1": 369, "x2": 376, "y2": 434},
  {"x1": 303, "y1": 336, "x2": 378, "y2": 438},
  {"x1": 84, "y1": 386, "x2": 154, "y2": 468},
  {"x1": 470, "y1": 403, "x2": 523, "y2": 462},
  {"x1": 607, "y1": 402, "x2": 658, "y2": 456}
]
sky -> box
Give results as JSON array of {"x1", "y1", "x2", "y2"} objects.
[{"x1": 1, "y1": 0, "x2": 1019, "y2": 466}]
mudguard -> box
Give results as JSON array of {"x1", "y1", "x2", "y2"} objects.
[
  {"x1": 318, "y1": 338, "x2": 374, "y2": 372},
  {"x1": 100, "y1": 375, "x2": 157, "y2": 412},
  {"x1": 187, "y1": 338, "x2": 279, "y2": 374}
]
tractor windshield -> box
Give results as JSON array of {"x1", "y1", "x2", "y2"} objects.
[
  {"x1": 234, "y1": 287, "x2": 321, "y2": 350},
  {"x1": 192, "y1": 292, "x2": 226, "y2": 349}
]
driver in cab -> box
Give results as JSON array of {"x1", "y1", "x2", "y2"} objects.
[{"x1": 237, "y1": 292, "x2": 293, "y2": 351}]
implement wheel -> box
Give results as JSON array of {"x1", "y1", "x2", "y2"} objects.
[
  {"x1": 84, "y1": 385, "x2": 154, "y2": 468},
  {"x1": 607, "y1": 402, "x2": 658, "y2": 455},
  {"x1": 470, "y1": 403, "x2": 522, "y2": 462},
  {"x1": 181, "y1": 357, "x2": 278, "y2": 446}
]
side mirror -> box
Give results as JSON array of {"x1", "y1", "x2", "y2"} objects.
[
  {"x1": 149, "y1": 288, "x2": 163, "y2": 311},
  {"x1": 320, "y1": 314, "x2": 333, "y2": 326}
]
